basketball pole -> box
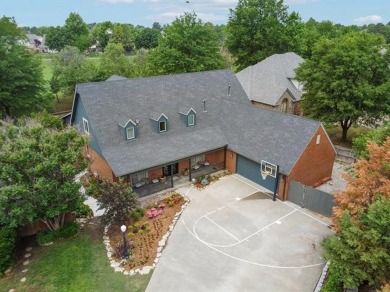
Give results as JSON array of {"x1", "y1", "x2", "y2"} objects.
[{"x1": 272, "y1": 165, "x2": 280, "y2": 201}]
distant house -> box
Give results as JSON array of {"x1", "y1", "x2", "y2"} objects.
[
  {"x1": 236, "y1": 52, "x2": 304, "y2": 115},
  {"x1": 23, "y1": 33, "x2": 47, "y2": 53},
  {"x1": 70, "y1": 69, "x2": 335, "y2": 200}
]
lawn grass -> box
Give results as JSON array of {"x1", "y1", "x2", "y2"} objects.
[
  {"x1": 0, "y1": 234, "x2": 152, "y2": 292},
  {"x1": 325, "y1": 124, "x2": 371, "y2": 148}
]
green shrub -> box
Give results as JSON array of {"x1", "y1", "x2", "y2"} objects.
[
  {"x1": 0, "y1": 227, "x2": 17, "y2": 274},
  {"x1": 322, "y1": 267, "x2": 343, "y2": 292},
  {"x1": 74, "y1": 203, "x2": 93, "y2": 217},
  {"x1": 36, "y1": 222, "x2": 79, "y2": 245},
  {"x1": 130, "y1": 207, "x2": 145, "y2": 221}
]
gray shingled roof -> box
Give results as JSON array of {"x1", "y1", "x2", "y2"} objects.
[
  {"x1": 219, "y1": 100, "x2": 321, "y2": 174},
  {"x1": 236, "y1": 52, "x2": 304, "y2": 106},
  {"x1": 75, "y1": 69, "x2": 322, "y2": 177},
  {"x1": 76, "y1": 70, "x2": 248, "y2": 176}
]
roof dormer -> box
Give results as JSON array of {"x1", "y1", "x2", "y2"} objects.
[
  {"x1": 150, "y1": 112, "x2": 168, "y2": 133},
  {"x1": 118, "y1": 118, "x2": 138, "y2": 140},
  {"x1": 179, "y1": 107, "x2": 196, "y2": 127}
]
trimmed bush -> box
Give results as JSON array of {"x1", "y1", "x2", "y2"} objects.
[
  {"x1": 0, "y1": 227, "x2": 17, "y2": 274},
  {"x1": 36, "y1": 222, "x2": 79, "y2": 245},
  {"x1": 74, "y1": 203, "x2": 93, "y2": 218}
]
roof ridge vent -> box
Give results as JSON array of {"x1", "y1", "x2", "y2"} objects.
[{"x1": 203, "y1": 99, "x2": 207, "y2": 113}]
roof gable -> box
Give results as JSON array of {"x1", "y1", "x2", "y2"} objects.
[{"x1": 236, "y1": 52, "x2": 304, "y2": 106}]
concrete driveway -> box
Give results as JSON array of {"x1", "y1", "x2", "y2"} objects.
[{"x1": 146, "y1": 174, "x2": 332, "y2": 292}]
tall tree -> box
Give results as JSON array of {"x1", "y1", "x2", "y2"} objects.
[
  {"x1": 149, "y1": 12, "x2": 225, "y2": 75},
  {"x1": 226, "y1": 0, "x2": 305, "y2": 71},
  {"x1": 332, "y1": 137, "x2": 390, "y2": 231},
  {"x1": 91, "y1": 21, "x2": 113, "y2": 50},
  {"x1": 135, "y1": 27, "x2": 159, "y2": 49},
  {"x1": 0, "y1": 116, "x2": 87, "y2": 230},
  {"x1": 322, "y1": 197, "x2": 390, "y2": 290},
  {"x1": 296, "y1": 32, "x2": 390, "y2": 142},
  {"x1": 51, "y1": 46, "x2": 97, "y2": 95},
  {"x1": 0, "y1": 17, "x2": 51, "y2": 118},
  {"x1": 63, "y1": 12, "x2": 91, "y2": 51},
  {"x1": 45, "y1": 26, "x2": 67, "y2": 51},
  {"x1": 98, "y1": 43, "x2": 131, "y2": 80}
]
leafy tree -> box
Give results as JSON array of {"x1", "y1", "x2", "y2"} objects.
[
  {"x1": 91, "y1": 21, "x2": 113, "y2": 50},
  {"x1": 322, "y1": 197, "x2": 390, "y2": 289},
  {"x1": 333, "y1": 137, "x2": 390, "y2": 231},
  {"x1": 149, "y1": 12, "x2": 225, "y2": 74},
  {"x1": 296, "y1": 32, "x2": 390, "y2": 142},
  {"x1": 91, "y1": 179, "x2": 140, "y2": 226},
  {"x1": 0, "y1": 116, "x2": 88, "y2": 230},
  {"x1": 63, "y1": 12, "x2": 91, "y2": 51},
  {"x1": 364, "y1": 23, "x2": 390, "y2": 43},
  {"x1": 135, "y1": 27, "x2": 159, "y2": 49},
  {"x1": 128, "y1": 49, "x2": 153, "y2": 78},
  {"x1": 226, "y1": 0, "x2": 306, "y2": 71},
  {"x1": 45, "y1": 26, "x2": 67, "y2": 51},
  {"x1": 152, "y1": 22, "x2": 162, "y2": 31},
  {"x1": 51, "y1": 46, "x2": 97, "y2": 95},
  {"x1": 352, "y1": 122, "x2": 390, "y2": 158},
  {"x1": 0, "y1": 17, "x2": 51, "y2": 118},
  {"x1": 109, "y1": 23, "x2": 136, "y2": 51},
  {"x1": 98, "y1": 43, "x2": 131, "y2": 80}
]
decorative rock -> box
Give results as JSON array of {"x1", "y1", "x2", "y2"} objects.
[
  {"x1": 22, "y1": 269, "x2": 28, "y2": 273},
  {"x1": 4, "y1": 269, "x2": 11, "y2": 275},
  {"x1": 22, "y1": 260, "x2": 30, "y2": 266},
  {"x1": 158, "y1": 239, "x2": 166, "y2": 247},
  {"x1": 24, "y1": 253, "x2": 31, "y2": 258},
  {"x1": 156, "y1": 252, "x2": 162, "y2": 258},
  {"x1": 20, "y1": 277, "x2": 26, "y2": 283},
  {"x1": 135, "y1": 268, "x2": 140, "y2": 274},
  {"x1": 154, "y1": 258, "x2": 159, "y2": 264},
  {"x1": 123, "y1": 271, "x2": 129, "y2": 275},
  {"x1": 114, "y1": 267, "x2": 124, "y2": 273},
  {"x1": 9, "y1": 289, "x2": 15, "y2": 292},
  {"x1": 110, "y1": 262, "x2": 120, "y2": 268},
  {"x1": 156, "y1": 246, "x2": 163, "y2": 253},
  {"x1": 26, "y1": 247, "x2": 32, "y2": 252},
  {"x1": 42, "y1": 242, "x2": 53, "y2": 246},
  {"x1": 103, "y1": 236, "x2": 109, "y2": 240},
  {"x1": 152, "y1": 263, "x2": 156, "y2": 268},
  {"x1": 140, "y1": 266, "x2": 153, "y2": 275},
  {"x1": 129, "y1": 270, "x2": 135, "y2": 276}
]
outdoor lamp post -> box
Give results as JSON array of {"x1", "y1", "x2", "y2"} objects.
[{"x1": 120, "y1": 225, "x2": 129, "y2": 259}]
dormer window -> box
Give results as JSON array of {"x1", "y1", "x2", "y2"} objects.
[
  {"x1": 159, "y1": 121, "x2": 166, "y2": 132},
  {"x1": 118, "y1": 118, "x2": 138, "y2": 141},
  {"x1": 126, "y1": 127, "x2": 135, "y2": 140},
  {"x1": 188, "y1": 114, "x2": 195, "y2": 126},
  {"x1": 179, "y1": 107, "x2": 196, "y2": 127},
  {"x1": 82, "y1": 118, "x2": 89, "y2": 134},
  {"x1": 150, "y1": 112, "x2": 168, "y2": 133}
]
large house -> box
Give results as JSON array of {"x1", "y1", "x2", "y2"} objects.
[
  {"x1": 236, "y1": 52, "x2": 304, "y2": 115},
  {"x1": 70, "y1": 69, "x2": 335, "y2": 200}
]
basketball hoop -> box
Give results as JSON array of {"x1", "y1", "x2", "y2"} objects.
[{"x1": 261, "y1": 170, "x2": 270, "y2": 180}]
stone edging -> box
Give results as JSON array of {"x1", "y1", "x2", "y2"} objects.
[
  {"x1": 314, "y1": 261, "x2": 330, "y2": 292},
  {"x1": 102, "y1": 197, "x2": 190, "y2": 276}
]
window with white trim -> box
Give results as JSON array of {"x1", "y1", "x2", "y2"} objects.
[
  {"x1": 126, "y1": 127, "x2": 135, "y2": 140},
  {"x1": 82, "y1": 118, "x2": 89, "y2": 134},
  {"x1": 316, "y1": 134, "x2": 321, "y2": 145},
  {"x1": 159, "y1": 121, "x2": 166, "y2": 132},
  {"x1": 188, "y1": 114, "x2": 195, "y2": 126}
]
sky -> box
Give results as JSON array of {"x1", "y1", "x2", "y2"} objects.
[{"x1": 1, "y1": 0, "x2": 390, "y2": 28}]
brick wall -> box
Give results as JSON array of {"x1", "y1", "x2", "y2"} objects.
[
  {"x1": 87, "y1": 146, "x2": 115, "y2": 180},
  {"x1": 205, "y1": 149, "x2": 225, "y2": 164},
  {"x1": 148, "y1": 167, "x2": 163, "y2": 180},
  {"x1": 286, "y1": 126, "x2": 336, "y2": 200},
  {"x1": 179, "y1": 160, "x2": 190, "y2": 173},
  {"x1": 251, "y1": 101, "x2": 275, "y2": 110},
  {"x1": 226, "y1": 149, "x2": 237, "y2": 173}
]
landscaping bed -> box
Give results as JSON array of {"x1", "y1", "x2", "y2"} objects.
[{"x1": 107, "y1": 192, "x2": 186, "y2": 270}]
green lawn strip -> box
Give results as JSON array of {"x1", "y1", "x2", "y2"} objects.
[{"x1": 0, "y1": 235, "x2": 151, "y2": 292}]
